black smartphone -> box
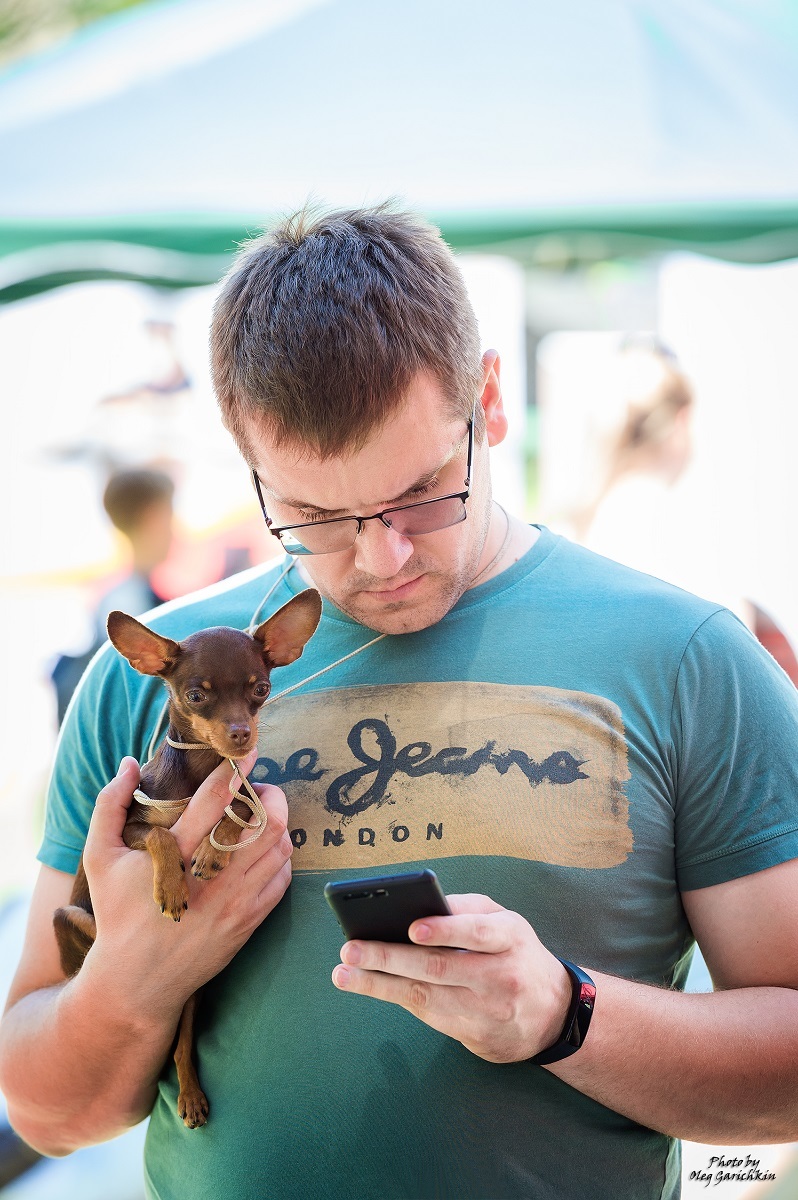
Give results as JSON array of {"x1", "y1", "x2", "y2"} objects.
[{"x1": 324, "y1": 869, "x2": 451, "y2": 943}]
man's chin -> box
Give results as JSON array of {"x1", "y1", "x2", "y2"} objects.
[{"x1": 336, "y1": 581, "x2": 466, "y2": 635}]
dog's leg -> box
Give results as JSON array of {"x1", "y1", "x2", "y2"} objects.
[
  {"x1": 123, "y1": 821, "x2": 189, "y2": 921},
  {"x1": 191, "y1": 798, "x2": 253, "y2": 880},
  {"x1": 53, "y1": 905, "x2": 97, "y2": 977},
  {"x1": 174, "y1": 992, "x2": 208, "y2": 1129}
]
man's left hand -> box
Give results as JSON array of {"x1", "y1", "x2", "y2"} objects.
[{"x1": 331, "y1": 893, "x2": 572, "y2": 1062}]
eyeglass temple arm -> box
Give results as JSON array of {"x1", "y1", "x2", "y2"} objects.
[
  {"x1": 464, "y1": 398, "x2": 476, "y2": 488},
  {"x1": 251, "y1": 469, "x2": 273, "y2": 526}
]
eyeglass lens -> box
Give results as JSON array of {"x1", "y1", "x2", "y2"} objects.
[{"x1": 281, "y1": 495, "x2": 468, "y2": 555}]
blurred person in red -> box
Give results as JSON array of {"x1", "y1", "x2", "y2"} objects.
[{"x1": 51, "y1": 467, "x2": 175, "y2": 723}]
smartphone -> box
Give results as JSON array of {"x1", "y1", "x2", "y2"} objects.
[{"x1": 324, "y1": 869, "x2": 451, "y2": 943}]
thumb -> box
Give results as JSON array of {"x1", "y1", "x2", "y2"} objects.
[
  {"x1": 169, "y1": 749, "x2": 259, "y2": 855},
  {"x1": 84, "y1": 757, "x2": 140, "y2": 870},
  {"x1": 444, "y1": 893, "x2": 506, "y2": 916}
]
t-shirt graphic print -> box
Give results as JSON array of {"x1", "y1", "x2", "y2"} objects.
[{"x1": 253, "y1": 681, "x2": 634, "y2": 872}]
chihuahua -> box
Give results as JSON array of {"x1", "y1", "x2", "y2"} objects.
[{"x1": 52, "y1": 588, "x2": 322, "y2": 1128}]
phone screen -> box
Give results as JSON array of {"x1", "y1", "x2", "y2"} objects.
[{"x1": 324, "y1": 869, "x2": 451, "y2": 943}]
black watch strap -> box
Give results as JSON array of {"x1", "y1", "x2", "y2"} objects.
[{"x1": 531, "y1": 959, "x2": 596, "y2": 1065}]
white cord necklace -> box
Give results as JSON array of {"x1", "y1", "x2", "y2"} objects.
[
  {"x1": 470, "y1": 504, "x2": 511, "y2": 588},
  {"x1": 246, "y1": 556, "x2": 297, "y2": 633}
]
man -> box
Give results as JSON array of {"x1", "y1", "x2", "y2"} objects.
[{"x1": 1, "y1": 207, "x2": 797, "y2": 1200}]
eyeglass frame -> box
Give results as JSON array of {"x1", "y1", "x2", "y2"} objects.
[{"x1": 250, "y1": 398, "x2": 476, "y2": 556}]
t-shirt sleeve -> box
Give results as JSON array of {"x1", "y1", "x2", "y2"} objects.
[
  {"x1": 672, "y1": 607, "x2": 798, "y2": 890},
  {"x1": 38, "y1": 641, "x2": 148, "y2": 874}
]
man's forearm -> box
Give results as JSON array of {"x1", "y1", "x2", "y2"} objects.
[
  {"x1": 0, "y1": 946, "x2": 184, "y2": 1156},
  {"x1": 549, "y1": 972, "x2": 798, "y2": 1143}
]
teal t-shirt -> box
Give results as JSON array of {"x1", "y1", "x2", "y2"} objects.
[{"x1": 41, "y1": 528, "x2": 798, "y2": 1200}]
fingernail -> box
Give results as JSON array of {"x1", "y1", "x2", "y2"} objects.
[
  {"x1": 116, "y1": 759, "x2": 131, "y2": 778},
  {"x1": 413, "y1": 923, "x2": 431, "y2": 941},
  {"x1": 333, "y1": 967, "x2": 350, "y2": 989},
  {"x1": 342, "y1": 942, "x2": 361, "y2": 965}
]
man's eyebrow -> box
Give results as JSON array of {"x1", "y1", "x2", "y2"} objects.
[{"x1": 262, "y1": 441, "x2": 462, "y2": 517}]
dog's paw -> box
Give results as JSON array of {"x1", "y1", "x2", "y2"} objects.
[
  {"x1": 178, "y1": 1087, "x2": 209, "y2": 1129},
  {"x1": 191, "y1": 835, "x2": 231, "y2": 881},
  {"x1": 154, "y1": 872, "x2": 190, "y2": 921}
]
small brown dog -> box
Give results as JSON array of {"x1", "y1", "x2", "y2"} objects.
[{"x1": 53, "y1": 588, "x2": 322, "y2": 1128}]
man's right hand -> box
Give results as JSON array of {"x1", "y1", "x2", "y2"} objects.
[
  {"x1": 0, "y1": 751, "x2": 292, "y2": 1154},
  {"x1": 83, "y1": 751, "x2": 293, "y2": 1016}
]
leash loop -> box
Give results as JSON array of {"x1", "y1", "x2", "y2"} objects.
[{"x1": 134, "y1": 739, "x2": 267, "y2": 851}]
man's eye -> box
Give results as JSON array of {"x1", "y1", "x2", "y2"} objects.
[
  {"x1": 186, "y1": 690, "x2": 206, "y2": 704},
  {"x1": 408, "y1": 479, "x2": 438, "y2": 499},
  {"x1": 297, "y1": 510, "x2": 329, "y2": 524},
  {"x1": 253, "y1": 682, "x2": 270, "y2": 699}
]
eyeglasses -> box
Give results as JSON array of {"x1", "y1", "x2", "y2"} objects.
[{"x1": 251, "y1": 401, "x2": 475, "y2": 556}]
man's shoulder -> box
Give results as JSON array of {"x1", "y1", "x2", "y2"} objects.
[{"x1": 537, "y1": 532, "x2": 724, "y2": 628}]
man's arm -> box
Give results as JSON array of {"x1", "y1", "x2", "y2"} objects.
[
  {"x1": 331, "y1": 858, "x2": 798, "y2": 1143},
  {"x1": 0, "y1": 755, "x2": 293, "y2": 1156},
  {"x1": 551, "y1": 857, "x2": 798, "y2": 1141}
]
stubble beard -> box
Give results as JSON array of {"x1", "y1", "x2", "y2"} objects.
[
  {"x1": 325, "y1": 502, "x2": 494, "y2": 635},
  {"x1": 335, "y1": 564, "x2": 469, "y2": 634}
]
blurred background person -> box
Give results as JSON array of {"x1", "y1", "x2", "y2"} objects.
[
  {"x1": 577, "y1": 338, "x2": 798, "y2": 684},
  {"x1": 50, "y1": 467, "x2": 176, "y2": 724},
  {"x1": 577, "y1": 339, "x2": 694, "y2": 578},
  {"x1": 95, "y1": 467, "x2": 174, "y2": 632}
]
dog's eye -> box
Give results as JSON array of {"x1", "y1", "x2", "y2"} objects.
[
  {"x1": 253, "y1": 682, "x2": 270, "y2": 699},
  {"x1": 186, "y1": 689, "x2": 206, "y2": 704}
]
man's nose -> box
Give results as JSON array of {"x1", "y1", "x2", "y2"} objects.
[{"x1": 352, "y1": 519, "x2": 415, "y2": 579}]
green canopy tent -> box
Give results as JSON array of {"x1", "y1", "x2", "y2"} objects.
[{"x1": 1, "y1": 0, "x2": 798, "y2": 302}]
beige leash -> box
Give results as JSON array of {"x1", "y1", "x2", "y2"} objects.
[{"x1": 134, "y1": 737, "x2": 268, "y2": 852}]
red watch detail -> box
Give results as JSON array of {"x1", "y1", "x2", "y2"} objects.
[{"x1": 531, "y1": 959, "x2": 595, "y2": 1065}]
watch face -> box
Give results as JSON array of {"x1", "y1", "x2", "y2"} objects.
[
  {"x1": 580, "y1": 981, "x2": 596, "y2": 1009},
  {"x1": 532, "y1": 960, "x2": 596, "y2": 1064},
  {"x1": 570, "y1": 980, "x2": 596, "y2": 1048}
]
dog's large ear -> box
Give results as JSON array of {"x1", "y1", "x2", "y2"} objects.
[
  {"x1": 106, "y1": 611, "x2": 181, "y2": 677},
  {"x1": 252, "y1": 589, "x2": 322, "y2": 667}
]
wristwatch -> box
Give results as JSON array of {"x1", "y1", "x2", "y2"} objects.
[{"x1": 531, "y1": 959, "x2": 596, "y2": 1065}]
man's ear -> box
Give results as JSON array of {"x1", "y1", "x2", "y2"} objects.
[
  {"x1": 480, "y1": 349, "x2": 508, "y2": 448},
  {"x1": 106, "y1": 611, "x2": 181, "y2": 677},
  {"x1": 252, "y1": 589, "x2": 322, "y2": 667}
]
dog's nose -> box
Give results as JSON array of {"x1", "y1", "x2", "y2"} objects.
[{"x1": 227, "y1": 724, "x2": 252, "y2": 746}]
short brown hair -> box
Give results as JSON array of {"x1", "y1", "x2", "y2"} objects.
[
  {"x1": 210, "y1": 204, "x2": 483, "y2": 460},
  {"x1": 103, "y1": 468, "x2": 174, "y2": 536}
]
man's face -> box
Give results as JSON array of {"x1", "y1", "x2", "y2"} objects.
[{"x1": 248, "y1": 369, "x2": 500, "y2": 635}]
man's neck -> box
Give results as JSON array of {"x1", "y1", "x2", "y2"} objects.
[{"x1": 469, "y1": 504, "x2": 538, "y2": 589}]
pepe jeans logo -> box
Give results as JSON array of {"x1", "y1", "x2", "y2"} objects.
[{"x1": 254, "y1": 681, "x2": 633, "y2": 872}]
